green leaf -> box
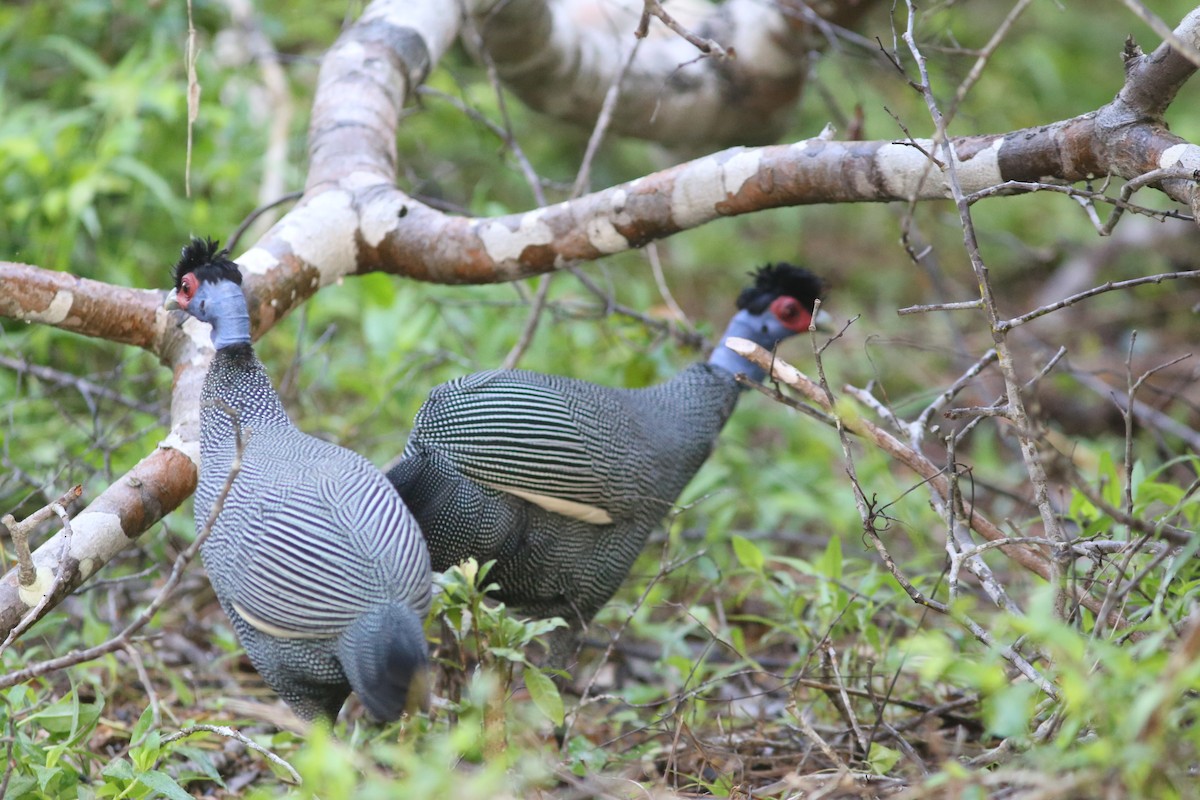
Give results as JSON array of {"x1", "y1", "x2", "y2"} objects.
[
  {"x1": 130, "y1": 704, "x2": 155, "y2": 746},
  {"x1": 817, "y1": 535, "x2": 843, "y2": 580},
  {"x1": 32, "y1": 763, "x2": 64, "y2": 792},
  {"x1": 866, "y1": 743, "x2": 901, "y2": 775},
  {"x1": 131, "y1": 730, "x2": 162, "y2": 771},
  {"x1": 983, "y1": 682, "x2": 1037, "y2": 738},
  {"x1": 171, "y1": 746, "x2": 224, "y2": 785},
  {"x1": 1130, "y1": 459, "x2": 1146, "y2": 503},
  {"x1": 3, "y1": 774, "x2": 37, "y2": 799},
  {"x1": 24, "y1": 693, "x2": 101, "y2": 737},
  {"x1": 487, "y1": 646, "x2": 528, "y2": 664},
  {"x1": 731, "y1": 535, "x2": 765, "y2": 573},
  {"x1": 524, "y1": 667, "x2": 564, "y2": 726},
  {"x1": 136, "y1": 770, "x2": 194, "y2": 800},
  {"x1": 102, "y1": 758, "x2": 135, "y2": 781}
]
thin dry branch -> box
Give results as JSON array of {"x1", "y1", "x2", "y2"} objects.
[
  {"x1": 159, "y1": 723, "x2": 301, "y2": 784},
  {"x1": 6, "y1": 0, "x2": 1200, "y2": 642},
  {"x1": 725, "y1": 338, "x2": 1126, "y2": 631},
  {"x1": 638, "y1": 0, "x2": 730, "y2": 59},
  {"x1": 902, "y1": 0, "x2": 1072, "y2": 620},
  {"x1": 998, "y1": 269, "x2": 1200, "y2": 331}
]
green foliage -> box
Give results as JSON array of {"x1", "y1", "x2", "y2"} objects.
[
  {"x1": 3, "y1": 1, "x2": 1200, "y2": 797},
  {"x1": 0, "y1": 688, "x2": 228, "y2": 800},
  {"x1": 434, "y1": 559, "x2": 567, "y2": 726}
]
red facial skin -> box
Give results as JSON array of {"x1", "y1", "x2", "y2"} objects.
[
  {"x1": 769, "y1": 295, "x2": 813, "y2": 332},
  {"x1": 176, "y1": 273, "x2": 199, "y2": 311}
]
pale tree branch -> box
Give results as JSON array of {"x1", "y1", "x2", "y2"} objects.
[
  {"x1": 4, "y1": 0, "x2": 1200, "y2": 642},
  {"x1": 466, "y1": 0, "x2": 826, "y2": 148}
]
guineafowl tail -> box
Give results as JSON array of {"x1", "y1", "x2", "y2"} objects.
[{"x1": 336, "y1": 603, "x2": 429, "y2": 722}]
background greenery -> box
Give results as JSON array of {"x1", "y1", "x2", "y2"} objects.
[{"x1": 2, "y1": 1, "x2": 1199, "y2": 797}]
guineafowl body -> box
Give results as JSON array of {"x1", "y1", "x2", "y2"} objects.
[
  {"x1": 387, "y1": 264, "x2": 824, "y2": 665},
  {"x1": 171, "y1": 238, "x2": 432, "y2": 722}
]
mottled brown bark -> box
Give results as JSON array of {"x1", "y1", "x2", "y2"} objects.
[
  {"x1": 0, "y1": 262, "x2": 164, "y2": 351},
  {"x1": 2, "y1": 0, "x2": 1200, "y2": 643}
]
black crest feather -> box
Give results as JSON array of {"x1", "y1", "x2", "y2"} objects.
[
  {"x1": 173, "y1": 237, "x2": 242, "y2": 290},
  {"x1": 736, "y1": 263, "x2": 824, "y2": 314}
]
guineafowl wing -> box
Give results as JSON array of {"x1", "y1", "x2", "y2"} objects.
[
  {"x1": 409, "y1": 370, "x2": 615, "y2": 524},
  {"x1": 231, "y1": 442, "x2": 430, "y2": 640}
]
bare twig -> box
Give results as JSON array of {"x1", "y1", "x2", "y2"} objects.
[
  {"x1": 1117, "y1": 0, "x2": 1200, "y2": 69},
  {"x1": 222, "y1": 0, "x2": 296, "y2": 243},
  {"x1": 638, "y1": 0, "x2": 731, "y2": 60},
  {"x1": 124, "y1": 643, "x2": 161, "y2": 732},
  {"x1": 500, "y1": 273, "x2": 555, "y2": 370},
  {"x1": 1101, "y1": 168, "x2": 1200, "y2": 233},
  {"x1": 1, "y1": 485, "x2": 83, "y2": 594},
  {"x1": 726, "y1": 337, "x2": 1128, "y2": 631},
  {"x1": 788, "y1": 698, "x2": 849, "y2": 772},
  {"x1": 963, "y1": 179, "x2": 1193, "y2": 226},
  {"x1": 822, "y1": 644, "x2": 869, "y2": 756},
  {"x1": 903, "y1": 0, "x2": 1071, "y2": 619},
  {"x1": 0, "y1": 356, "x2": 162, "y2": 416},
  {"x1": 997, "y1": 270, "x2": 1200, "y2": 332},
  {"x1": 0, "y1": 716, "x2": 15, "y2": 799},
  {"x1": 1065, "y1": 473, "x2": 1195, "y2": 547},
  {"x1": 897, "y1": 299, "x2": 984, "y2": 315},
  {"x1": 944, "y1": 0, "x2": 1035, "y2": 125},
  {"x1": 561, "y1": 546, "x2": 708, "y2": 747},
  {"x1": 572, "y1": 32, "x2": 643, "y2": 199},
  {"x1": 227, "y1": 191, "x2": 303, "y2": 254},
  {"x1": 185, "y1": 0, "x2": 200, "y2": 197},
  {"x1": 912, "y1": 349, "x2": 998, "y2": 441}
]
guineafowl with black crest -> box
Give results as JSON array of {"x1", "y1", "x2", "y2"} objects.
[
  {"x1": 386, "y1": 263, "x2": 825, "y2": 667},
  {"x1": 167, "y1": 237, "x2": 432, "y2": 722}
]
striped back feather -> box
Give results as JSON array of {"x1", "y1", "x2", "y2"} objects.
[{"x1": 412, "y1": 370, "x2": 609, "y2": 507}]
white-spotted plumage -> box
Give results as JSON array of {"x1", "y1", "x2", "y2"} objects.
[
  {"x1": 387, "y1": 263, "x2": 825, "y2": 668},
  {"x1": 174, "y1": 237, "x2": 431, "y2": 722}
]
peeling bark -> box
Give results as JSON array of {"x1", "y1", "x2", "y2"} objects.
[
  {"x1": 0, "y1": 447, "x2": 198, "y2": 635},
  {"x1": 2, "y1": 1, "x2": 1200, "y2": 640},
  {"x1": 0, "y1": 262, "x2": 165, "y2": 351}
]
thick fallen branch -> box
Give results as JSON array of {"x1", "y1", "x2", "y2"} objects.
[{"x1": 4, "y1": 0, "x2": 1198, "y2": 641}]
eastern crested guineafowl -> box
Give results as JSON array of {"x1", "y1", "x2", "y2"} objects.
[
  {"x1": 168, "y1": 238, "x2": 432, "y2": 722},
  {"x1": 386, "y1": 263, "x2": 824, "y2": 665}
]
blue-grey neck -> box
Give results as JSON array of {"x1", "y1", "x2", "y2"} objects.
[
  {"x1": 708, "y1": 310, "x2": 775, "y2": 383},
  {"x1": 199, "y1": 282, "x2": 251, "y2": 350}
]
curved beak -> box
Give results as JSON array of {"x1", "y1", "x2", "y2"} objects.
[
  {"x1": 163, "y1": 291, "x2": 180, "y2": 312},
  {"x1": 811, "y1": 308, "x2": 834, "y2": 332}
]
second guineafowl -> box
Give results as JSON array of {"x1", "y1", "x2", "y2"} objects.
[
  {"x1": 386, "y1": 263, "x2": 824, "y2": 665},
  {"x1": 168, "y1": 238, "x2": 432, "y2": 722}
]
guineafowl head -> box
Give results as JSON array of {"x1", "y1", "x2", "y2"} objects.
[
  {"x1": 734, "y1": 262, "x2": 825, "y2": 344},
  {"x1": 709, "y1": 263, "x2": 826, "y2": 381},
  {"x1": 167, "y1": 237, "x2": 250, "y2": 350}
]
